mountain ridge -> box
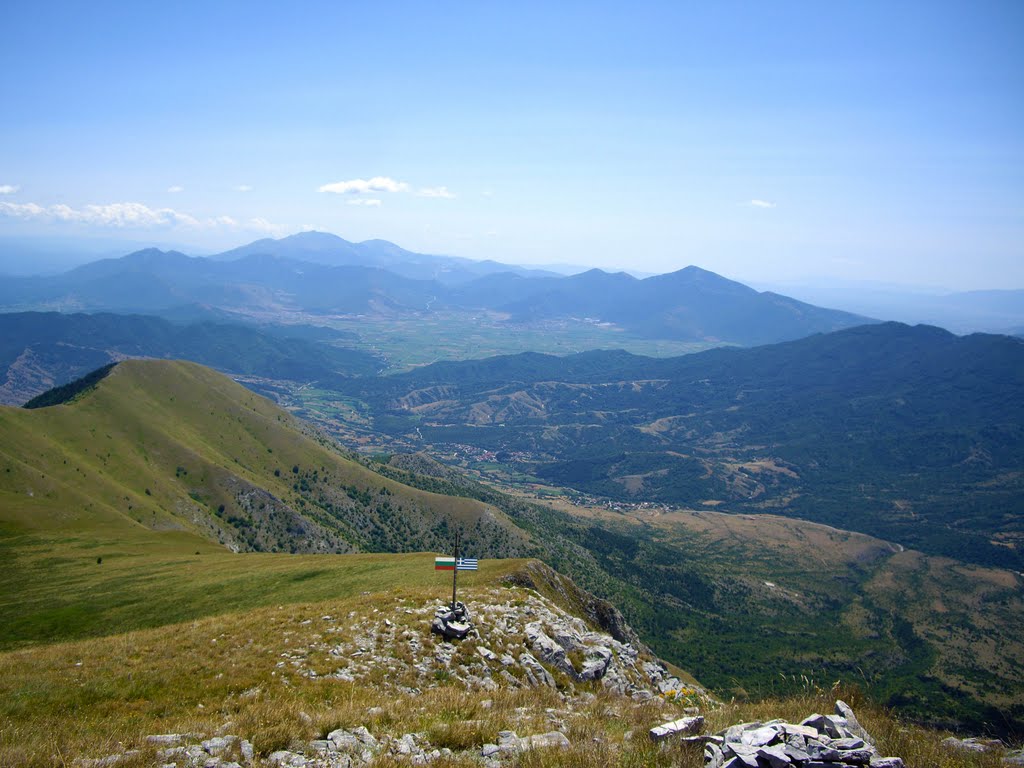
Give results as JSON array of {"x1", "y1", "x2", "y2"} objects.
[
  {"x1": 0, "y1": 359, "x2": 532, "y2": 560},
  {"x1": 214, "y1": 230, "x2": 562, "y2": 284},
  {"x1": 0, "y1": 235, "x2": 875, "y2": 346}
]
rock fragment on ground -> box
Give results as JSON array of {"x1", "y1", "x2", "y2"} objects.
[{"x1": 650, "y1": 715, "x2": 705, "y2": 741}]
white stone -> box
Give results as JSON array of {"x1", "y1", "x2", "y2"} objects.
[{"x1": 649, "y1": 715, "x2": 705, "y2": 742}]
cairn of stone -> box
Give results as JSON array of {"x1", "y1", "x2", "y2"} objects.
[
  {"x1": 696, "y1": 701, "x2": 905, "y2": 768},
  {"x1": 431, "y1": 600, "x2": 473, "y2": 640}
]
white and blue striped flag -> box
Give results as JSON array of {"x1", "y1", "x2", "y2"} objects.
[{"x1": 456, "y1": 557, "x2": 478, "y2": 571}]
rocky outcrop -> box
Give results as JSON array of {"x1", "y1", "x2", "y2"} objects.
[
  {"x1": 501, "y1": 560, "x2": 642, "y2": 647},
  {"x1": 276, "y1": 585, "x2": 700, "y2": 701},
  {"x1": 74, "y1": 583, "x2": 706, "y2": 768},
  {"x1": 704, "y1": 702, "x2": 904, "y2": 768}
]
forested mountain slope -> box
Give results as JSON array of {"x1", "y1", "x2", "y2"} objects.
[{"x1": 341, "y1": 323, "x2": 1024, "y2": 570}]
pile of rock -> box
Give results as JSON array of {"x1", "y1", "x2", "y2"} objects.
[
  {"x1": 430, "y1": 600, "x2": 472, "y2": 640},
  {"x1": 699, "y1": 702, "x2": 905, "y2": 768}
]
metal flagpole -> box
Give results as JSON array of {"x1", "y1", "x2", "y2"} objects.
[{"x1": 451, "y1": 529, "x2": 459, "y2": 610}]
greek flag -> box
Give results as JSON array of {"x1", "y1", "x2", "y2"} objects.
[{"x1": 456, "y1": 557, "x2": 478, "y2": 571}]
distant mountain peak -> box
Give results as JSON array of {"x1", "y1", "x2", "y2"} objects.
[
  {"x1": 278, "y1": 230, "x2": 355, "y2": 248},
  {"x1": 651, "y1": 264, "x2": 753, "y2": 288},
  {"x1": 124, "y1": 247, "x2": 189, "y2": 260},
  {"x1": 575, "y1": 268, "x2": 636, "y2": 282}
]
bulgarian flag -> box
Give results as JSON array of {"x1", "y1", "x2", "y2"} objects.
[{"x1": 435, "y1": 556, "x2": 456, "y2": 570}]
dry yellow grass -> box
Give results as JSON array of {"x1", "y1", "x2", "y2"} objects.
[{"x1": 1, "y1": 578, "x2": 1015, "y2": 768}]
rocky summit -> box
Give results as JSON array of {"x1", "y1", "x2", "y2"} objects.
[
  {"x1": 284, "y1": 585, "x2": 692, "y2": 698},
  {"x1": 70, "y1": 580, "x2": 706, "y2": 767}
]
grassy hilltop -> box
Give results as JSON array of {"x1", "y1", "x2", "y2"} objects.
[
  {"x1": 2, "y1": 359, "x2": 1022, "y2": 763},
  {"x1": 0, "y1": 359, "x2": 539, "y2": 648}
]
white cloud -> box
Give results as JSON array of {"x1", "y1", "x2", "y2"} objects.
[
  {"x1": 0, "y1": 200, "x2": 199, "y2": 227},
  {"x1": 0, "y1": 202, "x2": 45, "y2": 218},
  {"x1": 0, "y1": 184, "x2": 19, "y2": 195},
  {"x1": 167, "y1": 185, "x2": 184, "y2": 193},
  {"x1": 235, "y1": 184, "x2": 253, "y2": 193},
  {"x1": 0, "y1": 199, "x2": 284, "y2": 236},
  {"x1": 417, "y1": 186, "x2": 456, "y2": 199},
  {"x1": 319, "y1": 176, "x2": 409, "y2": 195},
  {"x1": 346, "y1": 198, "x2": 383, "y2": 207},
  {"x1": 748, "y1": 199, "x2": 777, "y2": 209}
]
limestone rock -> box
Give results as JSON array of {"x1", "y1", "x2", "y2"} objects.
[
  {"x1": 835, "y1": 700, "x2": 874, "y2": 746},
  {"x1": 202, "y1": 735, "x2": 238, "y2": 756},
  {"x1": 267, "y1": 751, "x2": 308, "y2": 767},
  {"x1": 941, "y1": 736, "x2": 1003, "y2": 754},
  {"x1": 650, "y1": 715, "x2": 705, "y2": 742},
  {"x1": 146, "y1": 734, "x2": 189, "y2": 746},
  {"x1": 519, "y1": 652, "x2": 556, "y2": 687},
  {"x1": 523, "y1": 731, "x2": 571, "y2": 750}
]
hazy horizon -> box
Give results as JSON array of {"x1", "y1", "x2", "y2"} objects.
[
  {"x1": 1, "y1": 2, "x2": 1022, "y2": 290},
  {"x1": 1, "y1": 229, "x2": 1023, "y2": 298}
]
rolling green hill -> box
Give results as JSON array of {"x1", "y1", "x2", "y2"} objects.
[{"x1": 0, "y1": 360, "x2": 540, "y2": 644}]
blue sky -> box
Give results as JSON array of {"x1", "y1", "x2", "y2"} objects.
[{"x1": 0, "y1": 1, "x2": 1021, "y2": 289}]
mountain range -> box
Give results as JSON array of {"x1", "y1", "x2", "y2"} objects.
[
  {"x1": 0, "y1": 231, "x2": 873, "y2": 346},
  {"x1": 215, "y1": 230, "x2": 564, "y2": 284}
]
